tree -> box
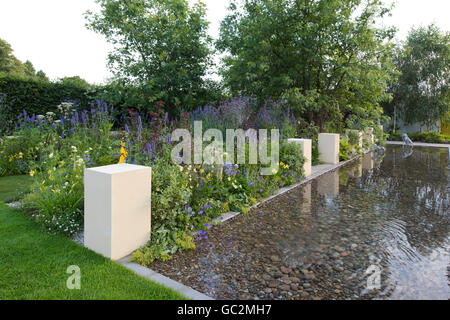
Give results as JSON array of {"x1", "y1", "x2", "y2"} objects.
[
  {"x1": 0, "y1": 39, "x2": 49, "y2": 81},
  {"x1": 85, "y1": 0, "x2": 212, "y2": 116},
  {"x1": 384, "y1": 25, "x2": 450, "y2": 131},
  {"x1": 0, "y1": 38, "x2": 25, "y2": 76},
  {"x1": 58, "y1": 76, "x2": 91, "y2": 90},
  {"x1": 23, "y1": 60, "x2": 49, "y2": 82},
  {"x1": 35, "y1": 70, "x2": 49, "y2": 82},
  {"x1": 217, "y1": 0, "x2": 397, "y2": 131}
]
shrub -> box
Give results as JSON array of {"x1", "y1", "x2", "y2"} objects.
[
  {"x1": 340, "y1": 134, "x2": 363, "y2": 161},
  {"x1": 23, "y1": 159, "x2": 84, "y2": 236},
  {"x1": 279, "y1": 141, "x2": 306, "y2": 178},
  {"x1": 151, "y1": 156, "x2": 192, "y2": 230},
  {"x1": 339, "y1": 137, "x2": 352, "y2": 161},
  {"x1": 0, "y1": 93, "x2": 14, "y2": 136},
  {"x1": 0, "y1": 128, "x2": 42, "y2": 176}
]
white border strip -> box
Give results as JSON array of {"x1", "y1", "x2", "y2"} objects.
[{"x1": 118, "y1": 255, "x2": 214, "y2": 300}]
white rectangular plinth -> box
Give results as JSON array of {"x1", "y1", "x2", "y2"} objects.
[
  {"x1": 318, "y1": 133, "x2": 340, "y2": 164},
  {"x1": 84, "y1": 164, "x2": 151, "y2": 261},
  {"x1": 287, "y1": 138, "x2": 312, "y2": 177}
]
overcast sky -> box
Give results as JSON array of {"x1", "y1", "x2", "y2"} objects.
[{"x1": 0, "y1": 0, "x2": 448, "y2": 84}]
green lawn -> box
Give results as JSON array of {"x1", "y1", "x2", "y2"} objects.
[
  {"x1": 0, "y1": 175, "x2": 34, "y2": 203},
  {"x1": 0, "y1": 176, "x2": 185, "y2": 300}
]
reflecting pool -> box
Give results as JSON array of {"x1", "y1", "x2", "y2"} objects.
[{"x1": 151, "y1": 146, "x2": 449, "y2": 300}]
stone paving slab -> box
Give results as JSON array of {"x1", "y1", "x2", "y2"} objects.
[
  {"x1": 386, "y1": 141, "x2": 450, "y2": 149},
  {"x1": 118, "y1": 255, "x2": 213, "y2": 300}
]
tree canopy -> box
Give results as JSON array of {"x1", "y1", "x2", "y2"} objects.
[
  {"x1": 0, "y1": 38, "x2": 48, "y2": 81},
  {"x1": 85, "y1": 0, "x2": 213, "y2": 116},
  {"x1": 217, "y1": 0, "x2": 397, "y2": 131},
  {"x1": 384, "y1": 25, "x2": 450, "y2": 130},
  {"x1": 0, "y1": 38, "x2": 26, "y2": 76}
]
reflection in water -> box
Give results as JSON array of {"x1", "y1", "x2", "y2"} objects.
[
  {"x1": 152, "y1": 146, "x2": 449, "y2": 300},
  {"x1": 401, "y1": 145, "x2": 414, "y2": 159},
  {"x1": 317, "y1": 171, "x2": 339, "y2": 197}
]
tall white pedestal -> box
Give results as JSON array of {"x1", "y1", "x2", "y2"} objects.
[
  {"x1": 84, "y1": 164, "x2": 151, "y2": 260},
  {"x1": 318, "y1": 133, "x2": 340, "y2": 164}
]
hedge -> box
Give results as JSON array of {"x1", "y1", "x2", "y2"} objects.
[{"x1": 0, "y1": 74, "x2": 91, "y2": 117}]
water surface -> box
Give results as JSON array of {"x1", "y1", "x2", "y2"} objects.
[{"x1": 152, "y1": 146, "x2": 449, "y2": 300}]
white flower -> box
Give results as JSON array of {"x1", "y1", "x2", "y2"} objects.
[{"x1": 49, "y1": 153, "x2": 54, "y2": 158}]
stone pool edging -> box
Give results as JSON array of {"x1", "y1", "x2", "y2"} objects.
[
  {"x1": 117, "y1": 255, "x2": 213, "y2": 300},
  {"x1": 385, "y1": 141, "x2": 450, "y2": 150}
]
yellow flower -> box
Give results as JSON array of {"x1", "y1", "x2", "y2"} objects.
[
  {"x1": 118, "y1": 141, "x2": 128, "y2": 164},
  {"x1": 200, "y1": 168, "x2": 205, "y2": 174},
  {"x1": 18, "y1": 152, "x2": 23, "y2": 159},
  {"x1": 272, "y1": 169, "x2": 278, "y2": 174},
  {"x1": 49, "y1": 176, "x2": 54, "y2": 181},
  {"x1": 48, "y1": 170, "x2": 52, "y2": 175},
  {"x1": 280, "y1": 162, "x2": 284, "y2": 166},
  {"x1": 29, "y1": 170, "x2": 36, "y2": 177}
]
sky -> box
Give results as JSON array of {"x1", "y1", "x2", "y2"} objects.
[{"x1": 0, "y1": 0, "x2": 449, "y2": 84}]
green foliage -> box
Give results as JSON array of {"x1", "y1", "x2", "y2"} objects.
[
  {"x1": 0, "y1": 129, "x2": 42, "y2": 176},
  {"x1": 131, "y1": 230, "x2": 195, "y2": 265},
  {"x1": 279, "y1": 141, "x2": 306, "y2": 178},
  {"x1": 23, "y1": 164, "x2": 84, "y2": 236},
  {"x1": 384, "y1": 25, "x2": 450, "y2": 130},
  {"x1": 0, "y1": 38, "x2": 48, "y2": 81},
  {"x1": 151, "y1": 156, "x2": 192, "y2": 230},
  {"x1": 217, "y1": 0, "x2": 397, "y2": 131},
  {"x1": 339, "y1": 137, "x2": 352, "y2": 161},
  {"x1": 312, "y1": 144, "x2": 320, "y2": 166},
  {"x1": 58, "y1": 76, "x2": 91, "y2": 90},
  {"x1": 0, "y1": 38, "x2": 26, "y2": 76},
  {"x1": 85, "y1": 0, "x2": 214, "y2": 116},
  {"x1": 340, "y1": 133, "x2": 363, "y2": 161}
]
